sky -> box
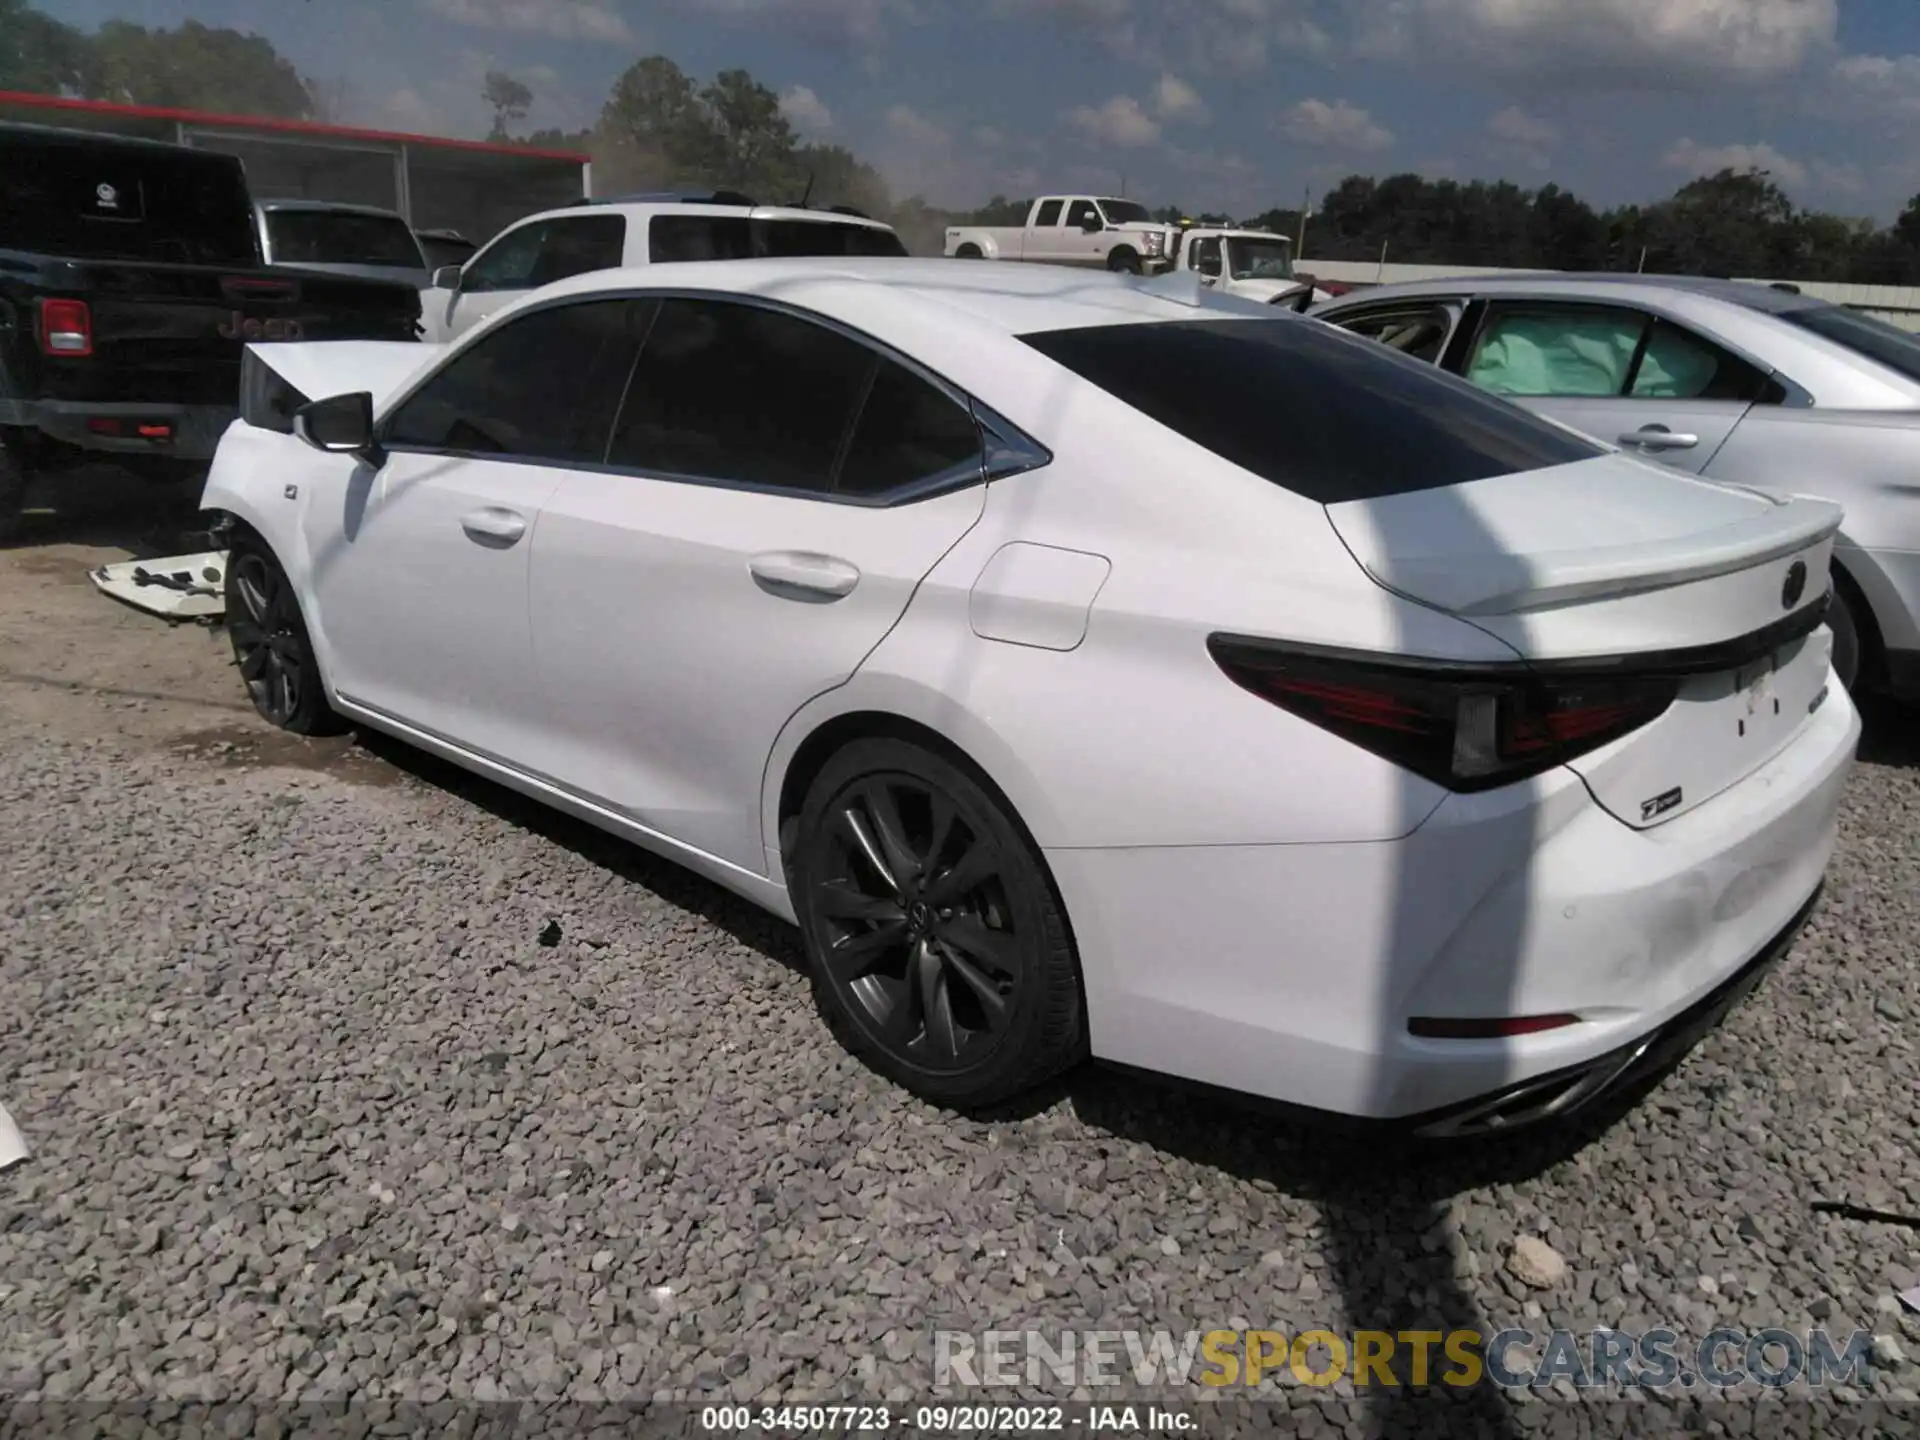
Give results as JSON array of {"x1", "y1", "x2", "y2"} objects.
[{"x1": 36, "y1": 0, "x2": 1920, "y2": 223}]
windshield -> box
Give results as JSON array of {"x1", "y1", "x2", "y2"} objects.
[
  {"x1": 1226, "y1": 236, "x2": 1294, "y2": 281},
  {"x1": 267, "y1": 210, "x2": 425, "y2": 268},
  {"x1": 1778, "y1": 304, "x2": 1920, "y2": 386},
  {"x1": 1097, "y1": 199, "x2": 1153, "y2": 225}
]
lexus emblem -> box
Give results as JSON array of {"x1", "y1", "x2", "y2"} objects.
[
  {"x1": 95, "y1": 182, "x2": 118, "y2": 208},
  {"x1": 1782, "y1": 559, "x2": 1808, "y2": 610}
]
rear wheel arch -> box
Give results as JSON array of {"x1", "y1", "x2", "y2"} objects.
[{"x1": 1828, "y1": 551, "x2": 1885, "y2": 691}]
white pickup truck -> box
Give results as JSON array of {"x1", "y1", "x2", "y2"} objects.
[
  {"x1": 420, "y1": 191, "x2": 907, "y2": 341},
  {"x1": 1168, "y1": 226, "x2": 1330, "y2": 306},
  {"x1": 944, "y1": 195, "x2": 1180, "y2": 274}
]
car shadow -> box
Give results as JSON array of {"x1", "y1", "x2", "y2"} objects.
[
  {"x1": 1856, "y1": 693, "x2": 1919, "y2": 769},
  {"x1": 0, "y1": 463, "x2": 214, "y2": 556}
]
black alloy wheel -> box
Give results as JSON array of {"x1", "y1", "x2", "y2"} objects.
[
  {"x1": 224, "y1": 536, "x2": 345, "y2": 735},
  {"x1": 794, "y1": 739, "x2": 1084, "y2": 1108}
]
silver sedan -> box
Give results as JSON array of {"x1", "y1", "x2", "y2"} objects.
[{"x1": 1311, "y1": 274, "x2": 1920, "y2": 701}]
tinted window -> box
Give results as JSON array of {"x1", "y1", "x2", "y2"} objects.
[
  {"x1": 418, "y1": 234, "x2": 476, "y2": 270},
  {"x1": 461, "y1": 215, "x2": 624, "y2": 292},
  {"x1": 650, "y1": 214, "x2": 753, "y2": 262},
  {"x1": 1099, "y1": 199, "x2": 1152, "y2": 225},
  {"x1": 384, "y1": 299, "x2": 640, "y2": 462},
  {"x1": 267, "y1": 210, "x2": 423, "y2": 267},
  {"x1": 753, "y1": 219, "x2": 907, "y2": 258},
  {"x1": 1779, "y1": 304, "x2": 1920, "y2": 385},
  {"x1": 1020, "y1": 317, "x2": 1604, "y2": 504},
  {"x1": 610, "y1": 298, "x2": 874, "y2": 493},
  {"x1": 0, "y1": 134, "x2": 255, "y2": 266},
  {"x1": 1191, "y1": 237, "x2": 1222, "y2": 275},
  {"x1": 1065, "y1": 199, "x2": 1100, "y2": 230},
  {"x1": 837, "y1": 362, "x2": 982, "y2": 498},
  {"x1": 1034, "y1": 200, "x2": 1064, "y2": 227},
  {"x1": 1334, "y1": 304, "x2": 1460, "y2": 366}
]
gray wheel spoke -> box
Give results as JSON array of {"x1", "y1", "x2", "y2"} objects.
[
  {"x1": 825, "y1": 920, "x2": 908, "y2": 979},
  {"x1": 924, "y1": 841, "x2": 996, "y2": 907},
  {"x1": 237, "y1": 643, "x2": 269, "y2": 682},
  {"x1": 862, "y1": 781, "x2": 922, "y2": 891},
  {"x1": 938, "y1": 914, "x2": 1018, "y2": 977},
  {"x1": 838, "y1": 807, "x2": 902, "y2": 898},
  {"x1": 937, "y1": 941, "x2": 1009, "y2": 1021},
  {"x1": 816, "y1": 880, "x2": 904, "y2": 925},
  {"x1": 235, "y1": 569, "x2": 272, "y2": 627},
  {"x1": 923, "y1": 967, "x2": 961, "y2": 1059}
]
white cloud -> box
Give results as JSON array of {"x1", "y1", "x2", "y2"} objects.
[
  {"x1": 1483, "y1": 105, "x2": 1557, "y2": 171},
  {"x1": 779, "y1": 84, "x2": 835, "y2": 135},
  {"x1": 1661, "y1": 138, "x2": 1808, "y2": 189},
  {"x1": 872, "y1": 105, "x2": 1051, "y2": 208},
  {"x1": 1355, "y1": 0, "x2": 1838, "y2": 87},
  {"x1": 419, "y1": 0, "x2": 634, "y2": 43},
  {"x1": 995, "y1": 0, "x2": 1327, "y2": 74},
  {"x1": 1829, "y1": 52, "x2": 1920, "y2": 117},
  {"x1": 1277, "y1": 98, "x2": 1394, "y2": 152},
  {"x1": 1152, "y1": 73, "x2": 1207, "y2": 124},
  {"x1": 1064, "y1": 95, "x2": 1162, "y2": 147},
  {"x1": 883, "y1": 103, "x2": 948, "y2": 151},
  {"x1": 363, "y1": 49, "x2": 591, "y2": 140}
]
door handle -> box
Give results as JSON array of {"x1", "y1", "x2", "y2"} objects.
[
  {"x1": 748, "y1": 551, "x2": 860, "y2": 602},
  {"x1": 460, "y1": 506, "x2": 527, "y2": 547},
  {"x1": 1620, "y1": 426, "x2": 1699, "y2": 452}
]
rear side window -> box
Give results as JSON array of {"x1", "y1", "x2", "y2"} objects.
[
  {"x1": 650, "y1": 214, "x2": 753, "y2": 262},
  {"x1": 608, "y1": 297, "x2": 981, "y2": 498},
  {"x1": 1779, "y1": 304, "x2": 1920, "y2": 385},
  {"x1": 1034, "y1": 200, "x2": 1064, "y2": 227},
  {"x1": 1463, "y1": 303, "x2": 1781, "y2": 403},
  {"x1": 1020, "y1": 317, "x2": 1605, "y2": 504},
  {"x1": 383, "y1": 299, "x2": 640, "y2": 463},
  {"x1": 266, "y1": 210, "x2": 423, "y2": 268},
  {"x1": 0, "y1": 136, "x2": 256, "y2": 266}
]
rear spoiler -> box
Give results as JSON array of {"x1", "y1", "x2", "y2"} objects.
[{"x1": 240, "y1": 340, "x2": 444, "y2": 432}]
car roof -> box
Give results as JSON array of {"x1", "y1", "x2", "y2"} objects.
[
  {"x1": 1316, "y1": 270, "x2": 1829, "y2": 317},
  {"x1": 257, "y1": 198, "x2": 410, "y2": 220},
  {"x1": 522, "y1": 200, "x2": 898, "y2": 233},
  {"x1": 517, "y1": 255, "x2": 1268, "y2": 336}
]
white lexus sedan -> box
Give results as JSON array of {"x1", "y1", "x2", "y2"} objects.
[{"x1": 201, "y1": 258, "x2": 1860, "y2": 1137}]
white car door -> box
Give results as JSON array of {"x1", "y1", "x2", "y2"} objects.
[
  {"x1": 526, "y1": 295, "x2": 991, "y2": 874},
  {"x1": 302, "y1": 296, "x2": 640, "y2": 762},
  {"x1": 428, "y1": 213, "x2": 627, "y2": 341},
  {"x1": 1454, "y1": 300, "x2": 1774, "y2": 475}
]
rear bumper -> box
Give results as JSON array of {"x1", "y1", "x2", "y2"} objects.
[
  {"x1": 0, "y1": 398, "x2": 234, "y2": 461},
  {"x1": 1049, "y1": 671, "x2": 1861, "y2": 1127}
]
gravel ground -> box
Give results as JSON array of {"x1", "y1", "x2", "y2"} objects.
[{"x1": 2, "y1": 478, "x2": 1919, "y2": 1434}]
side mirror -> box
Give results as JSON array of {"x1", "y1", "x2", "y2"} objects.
[
  {"x1": 432, "y1": 264, "x2": 464, "y2": 292},
  {"x1": 293, "y1": 392, "x2": 380, "y2": 461},
  {"x1": 1079, "y1": 212, "x2": 1104, "y2": 233}
]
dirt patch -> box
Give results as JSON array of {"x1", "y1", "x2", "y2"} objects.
[
  {"x1": 162, "y1": 724, "x2": 409, "y2": 789},
  {"x1": 9, "y1": 552, "x2": 97, "y2": 584}
]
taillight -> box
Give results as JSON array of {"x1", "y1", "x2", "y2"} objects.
[
  {"x1": 1208, "y1": 638, "x2": 1677, "y2": 793},
  {"x1": 39, "y1": 298, "x2": 93, "y2": 357}
]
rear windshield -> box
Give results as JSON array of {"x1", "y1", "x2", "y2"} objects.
[
  {"x1": 267, "y1": 210, "x2": 424, "y2": 268},
  {"x1": 649, "y1": 213, "x2": 907, "y2": 263},
  {"x1": 1778, "y1": 304, "x2": 1920, "y2": 385},
  {"x1": 1020, "y1": 317, "x2": 1605, "y2": 504},
  {"x1": 0, "y1": 135, "x2": 257, "y2": 266}
]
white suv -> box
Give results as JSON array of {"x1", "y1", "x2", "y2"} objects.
[{"x1": 419, "y1": 191, "x2": 908, "y2": 341}]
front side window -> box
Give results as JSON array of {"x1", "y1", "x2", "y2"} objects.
[
  {"x1": 383, "y1": 299, "x2": 641, "y2": 463},
  {"x1": 1065, "y1": 199, "x2": 1101, "y2": 230},
  {"x1": 1098, "y1": 199, "x2": 1152, "y2": 225},
  {"x1": 1191, "y1": 238, "x2": 1222, "y2": 276},
  {"x1": 608, "y1": 298, "x2": 981, "y2": 499},
  {"x1": 461, "y1": 221, "x2": 548, "y2": 293},
  {"x1": 526, "y1": 215, "x2": 626, "y2": 287},
  {"x1": 1021, "y1": 316, "x2": 1605, "y2": 505},
  {"x1": 1330, "y1": 304, "x2": 1463, "y2": 366}
]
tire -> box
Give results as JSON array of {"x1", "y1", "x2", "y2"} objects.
[
  {"x1": 223, "y1": 533, "x2": 347, "y2": 735},
  {"x1": 1106, "y1": 247, "x2": 1142, "y2": 274},
  {"x1": 791, "y1": 737, "x2": 1086, "y2": 1108},
  {"x1": 0, "y1": 433, "x2": 26, "y2": 545},
  {"x1": 1828, "y1": 582, "x2": 1863, "y2": 693},
  {"x1": 954, "y1": 243, "x2": 984, "y2": 259}
]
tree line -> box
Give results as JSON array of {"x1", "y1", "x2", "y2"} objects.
[{"x1": 7, "y1": 0, "x2": 1919, "y2": 283}]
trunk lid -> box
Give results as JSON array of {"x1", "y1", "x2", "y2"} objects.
[{"x1": 1323, "y1": 452, "x2": 1846, "y2": 828}]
